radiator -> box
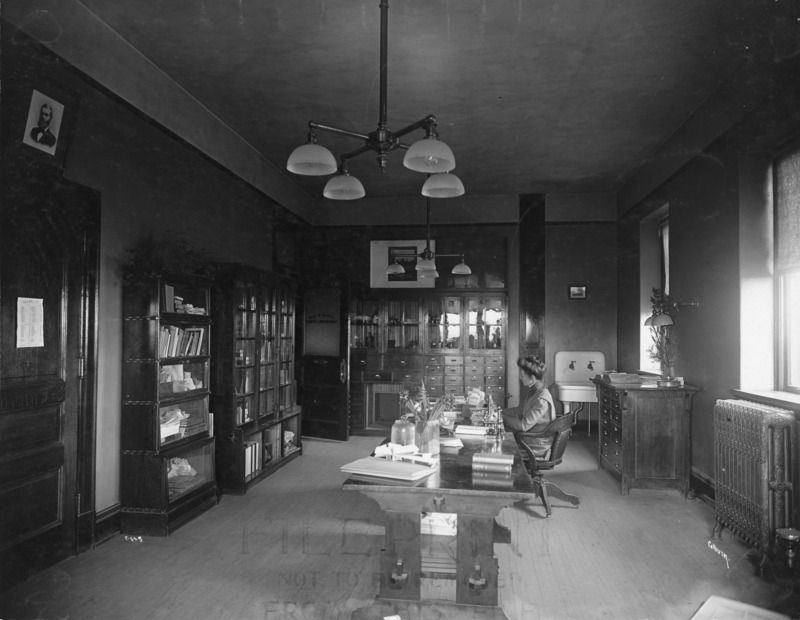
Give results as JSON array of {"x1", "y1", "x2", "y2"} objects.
[{"x1": 712, "y1": 399, "x2": 795, "y2": 554}]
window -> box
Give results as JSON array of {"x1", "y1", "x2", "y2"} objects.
[{"x1": 775, "y1": 141, "x2": 800, "y2": 393}]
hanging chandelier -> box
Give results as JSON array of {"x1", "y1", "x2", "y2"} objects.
[
  {"x1": 286, "y1": 0, "x2": 464, "y2": 201},
  {"x1": 384, "y1": 196, "x2": 471, "y2": 279}
]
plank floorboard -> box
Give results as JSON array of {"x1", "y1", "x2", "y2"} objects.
[{"x1": 1, "y1": 433, "x2": 797, "y2": 619}]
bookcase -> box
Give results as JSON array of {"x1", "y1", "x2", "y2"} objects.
[
  {"x1": 121, "y1": 273, "x2": 217, "y2": 536},
  {"x1": 211, "y1": 265, "x2": 302, "y2": 494}
]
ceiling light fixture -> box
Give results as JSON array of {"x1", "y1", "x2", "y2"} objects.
[
  {"x1": 286, "y1": 0, "x2": 464, "y2": 200},
  {"x1": 384, "y1": 196, "x2": 471, "y2": 279}
]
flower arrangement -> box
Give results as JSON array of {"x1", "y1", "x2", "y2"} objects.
[
  {"x1": 398, "y1": 383, "x2": 453, "y2": 453},
  {"x1": 647, "y1": 288, "x2": 678, "y2": 378}
]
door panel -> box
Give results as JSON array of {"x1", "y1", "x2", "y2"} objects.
[
  {"x1": 300, "y1": 288, "x2": 350, "y2": 441},
  {"x1": 0, "y1": 161, "x2": 99, "y2": 590}
]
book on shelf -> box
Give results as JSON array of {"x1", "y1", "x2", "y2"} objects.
[
  {"x1": 163, "y1": 285, "x2": 175, "y2": 313},
  {"x1": 471, "y1": 470, "x2": 514, "y2": 489},
  {"x1": 472, "y1": 453, "x2": 513, "y2": 473}
]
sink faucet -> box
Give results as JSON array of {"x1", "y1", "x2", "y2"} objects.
[
  {"x1": 587, "y1": 361, "x2": 595, "y2": 370},
  {"x1": 569, "y1": 361, "x2": 575, "y2": 370}
]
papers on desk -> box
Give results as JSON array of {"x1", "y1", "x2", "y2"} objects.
[
  {"x1": 340, "y1": 456, "x2": 438, "y2": 481},
  {"x1": 440, "y1": 437, "x2": 463, "y2": 448},
  {"x1": 455, "y1": 425, "x2": 488, "y2": 435}
]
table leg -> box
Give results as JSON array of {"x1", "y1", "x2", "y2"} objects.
[
  {"x1": 380, "y1": 510, "x2": 421, "y2": 601},
  {"x1": 456, "y1": 515, "x2": 499, "y2": 606}
]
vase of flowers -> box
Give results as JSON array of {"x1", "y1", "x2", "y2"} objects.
[
  {"x1": 398, "y1": 382, "x2": 448, "y2": 455},
  {"x1": 647, "y1": 288, "x2": 679, "y2": 386}
]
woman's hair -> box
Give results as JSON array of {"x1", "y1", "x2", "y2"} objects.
[{"x1": 517, "y1": 355, "x2": 546, "y2": 380}]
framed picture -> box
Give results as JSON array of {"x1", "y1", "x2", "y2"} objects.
[
  {"x1": 20, "y1": 82, "x2": 79, "y2": 169},
  {"x1": 568, "y1": 285, "x2": 587, "y2": 300},
  {"x1": 370, "y1": 240, "x2": 436, "y2": 288}
]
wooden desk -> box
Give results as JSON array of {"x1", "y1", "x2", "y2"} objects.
[{"x1": 343, "y1": 430, "x2": 535, "y2": 617}]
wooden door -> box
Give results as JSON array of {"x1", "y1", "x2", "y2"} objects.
[
  {"x1": 0, "y1": 161, "x2": 99, "y2": 590},
  {"x1": 299, "y1": 288, "x2": 350, "y2": 441}
]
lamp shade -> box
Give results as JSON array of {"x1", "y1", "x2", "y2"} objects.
[
  {"x1": 451, "y1": 259, "x2": 471, "y2": 275},
  {"x1": 419, "y1": 267, "x2": 439, "y2": 279},
  {"x1": 286, "y1": 143, "x2": 337, "y2": 176},
  {"x1": 652, "y1": 314, "x2": 674, "y2": 327},
  {"x1": 416, "y1": 257, "x2": 436, "y2": 272},
  {"x1": 323, "y1": 173, "x2": 365, "y2": 200},
  {"x1": 385, "y1": 261, "x2": 405, "y2": 275},
  {"x1": 403, "y1": 137, "x2": 456, "y2": 173},
  {"x1": 644, "y1": 315, "x2": 654, "y2": 326},
  {"x1": 422, "y1": 172, "x2": 465, "y2": 198}
]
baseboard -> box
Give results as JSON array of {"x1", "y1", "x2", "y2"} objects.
[
  {"x1": 690, "y1": 467, "x2": 715, "y2": 506},
  {"x1": 94, "y1": 503, "x2": 121, "y2": 546}
]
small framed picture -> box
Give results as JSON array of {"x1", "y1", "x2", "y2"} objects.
[
  {"x1": 568, "y1": 285, "x2": 587, "y2": 300},
  {"x1": 20, "y1": 82, "x2": 79, "y2": 169}
]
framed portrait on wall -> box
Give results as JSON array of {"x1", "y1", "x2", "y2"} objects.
[
  {"x1": 20, "y1": 82, "x2": 79, "y2": 169},
  {"x1": 369, "y1": 240, "x2": 436, "y2": 288},
  {"x1": 568, "y1": 285, "x2": 587, "y2": 300}
]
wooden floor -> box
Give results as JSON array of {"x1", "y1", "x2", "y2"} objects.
[{"x1": 2, "y1": 428, "x2": 799, "y2": 620}]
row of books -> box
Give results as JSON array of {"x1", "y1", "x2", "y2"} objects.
[
  {"x1": 159, "y1": 325, "x2": 205, "y2": 358},
  {"x1": 244, "y1": 440, "x2": 262, "y2": 478},
  {"x1": 162, "y1": 285, "x2": 207, "y2": 315}
]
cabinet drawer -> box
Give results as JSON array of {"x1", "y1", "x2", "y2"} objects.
[
  {"x1": 424, "y1": 364, "x2": 444, "y2": 374},
  {"x1": 485, "y1": 386, "x2": 506, "y2": 397},
  {"x1": 485, "y1": 375, "x2": 505, "y2": 387},
  {"x1": 485, "y1": 366, "x2": 504, "y2": 376},
  {"x1": 444, "y1": 356, "x2": 464, "y2": 366},
  {"x1": 485, "y1": 356, "x2": 504, "y2": 369},
  {"x1": 444, "y1": 365, "x2": 463, "y2": 376},
  {"x1": 601, "y1": 418, "x2": 622, "y2": 446},
  {"x1": 465, "y1": 364, "x2": 484, "y2": 374},
  {"x1": 365, "y1": 370, "x2": 391, "y2": 381},
  {"x1": 385, "y1": 355, "x2": 422, "y2": 370},
  {"x1": 392, "y1": 371, "x2": 422, "y2": 384},
  {"x1": 425, "y1": 375, "x2": 445, "y2": 385},
  {"x1": 427, "y1": 385, "x2": 444, "y2": 398},
  {"x1": 350, "y1": 352, "x2": 367, "y2": 370},
  {"x1": 365, "y1": 355, "x2": 383, "y2": 371},
  {"x1": 423, "y1": 355, "x2": 444, "y2": 365},
  {"x1": 466, "y1": 376, "x2": 484, "y2": 387},
  {"x1": 601, "y1": 438, "x2": 622, "y2": 470},
  {"x1": 445, "y1": 375, "x2": 464, "y2": 386},
  {"x1": 464, "y1": 356, "x2": 483, "y2": 366}
]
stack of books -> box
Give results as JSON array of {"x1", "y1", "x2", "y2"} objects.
[
  {"x1": 455, "y1": 425, "x2": 487, "y2": 435},
  {"x1": 471, "y1": 453, "x2": 513, "y2": 473}
]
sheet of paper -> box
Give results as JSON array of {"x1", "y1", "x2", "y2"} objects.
[{"x1": 16, "y1": 297, "x2": 44, "y2": 348}]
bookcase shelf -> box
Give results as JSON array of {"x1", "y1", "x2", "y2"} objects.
[
  {"x1": 121, "y1": 273, "x2": 218, "y2": 536},
  {"x1": 212, "y1": 265, "x2": 302, "y2": 495}
]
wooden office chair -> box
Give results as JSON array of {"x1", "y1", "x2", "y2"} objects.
[{"x1": 515, "y1": 412, "x2": 580, "y2": 517}]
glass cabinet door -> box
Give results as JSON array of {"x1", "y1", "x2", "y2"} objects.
[
  {"x1": 258, "y1": 279, "x2": 277, "y2": 420},
  {"x1": 234, "y1": 276, "x2": 258, "y2": 425},
  {"x1": 278, "y1": 286, "x2": 295, "y2": 412},
  {"x1": 386, "y1": 298, "x2": 420, "y2": 350},
  {"x1": 426, "y1": 297, "x2": 461, "y2": 353},
  {"x1": 350, "y1": 297, "x2": 380, "y2": 350},
  {"x1": 467, "y1": 297, "x2": 504, "y2": 352}
]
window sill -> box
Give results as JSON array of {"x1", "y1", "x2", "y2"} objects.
[{"x1": 732, "y1": 389, "x2": 800, "y2": 413}]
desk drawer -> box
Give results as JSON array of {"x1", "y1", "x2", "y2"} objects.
[{"x1": 601, "y1": 438, "x2": 622, "y2": 471}]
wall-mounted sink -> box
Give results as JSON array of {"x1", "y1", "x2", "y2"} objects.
[{"x1": 553, "y1": 351, "x2": 605, "y2": 435}]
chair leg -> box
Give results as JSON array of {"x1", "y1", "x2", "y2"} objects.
[
  {"x1": 542, "y1": 480, "x2": 580, "y2": 510},
  {"x1": 538, "y1": 480, "x2": 552, "y2": 517}
]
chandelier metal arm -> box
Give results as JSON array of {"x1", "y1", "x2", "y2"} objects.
[
  {"x1": 391, "y1": 114, "x2": 438, "y2": 140},
  {"x1": 308, "y1": 120, "x2": 370, "y2": 142},
  {"x1": 339, "y1": 144, "x2": 374, "y2": 165}
]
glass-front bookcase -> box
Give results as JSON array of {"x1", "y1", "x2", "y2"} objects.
[
  {"x1": 211, "y1": 265, "x2": 302, "y2": 495},
  {"x1": 121, "y1": 273, "x2": 217, "y2": 536}
]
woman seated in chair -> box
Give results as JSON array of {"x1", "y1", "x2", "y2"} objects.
[{"x1": 501, "y1": 356, "x2": 556, "y2": 458}]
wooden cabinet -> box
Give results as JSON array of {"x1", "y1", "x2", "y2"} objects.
[
  {"x1": 594, "y1": 379, "x2": 697, "y2": 495},
  {"x1": 211, "y1": 265, "x2": 302, "y2": 495},
  {"x1": 121, "y1": 273, "x2": 217, "y2": 535},
  {"x1": 349, "y1": 292, "x2": 507, "y2": 430}
]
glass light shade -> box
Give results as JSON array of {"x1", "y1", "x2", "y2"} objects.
[
  {"x1": 422, "y1": 172, "x2": 465, "y2": 198},
  {"x1": 644, "y1": 315, "x2": 654, "y2": 326},
  {"x1": 403, "y1": 137, "x2": 456, "y2": 173},
  {"x1": 451, "y1": 260, "x2": 471, "y2": 275},
  {"x1": 419, "y1": 268, "x2": 439, "y2": 279},
  {"x1": 323, "y1": 173, "x2": 365, "y2": 200},
  {"x1": 385, "y1": 262, "x2": 405, "y2": 275},
  {"x1": 286, "y1": 143, "x2": 337, "y2": 176},
  {"x1": 652, "y1": 314, "x2": 674, "y2": 327},
  {"x1": 416, "y1": 257, "x2": 436, "y2": 272}
]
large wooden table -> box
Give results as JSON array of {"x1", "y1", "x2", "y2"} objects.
[{"x1": 343, "y1": 428, "x2": 535, "y2": 618}]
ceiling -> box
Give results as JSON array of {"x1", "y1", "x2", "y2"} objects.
[{"x1": 32, "y1": 1, "x2": 800, "y2": 200}]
